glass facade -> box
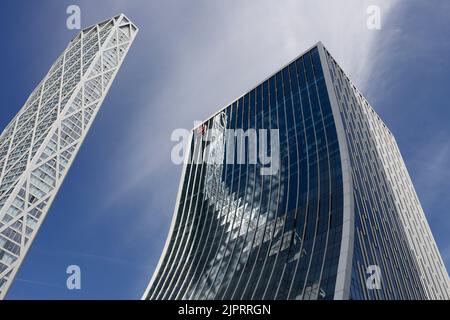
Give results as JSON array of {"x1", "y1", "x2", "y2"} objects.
[
  {"x1": 146, "y1": 46, "x2": 345, "y2": 300},
  {"x1": 323, "y1": 48, "x2": 450, "y2": 300},
  {"x1": 145, "y1": 43, "x2": 450, "y2": 300},
  {"x1": 0, "y1": 14, "x2": 138, "y2": 299}
]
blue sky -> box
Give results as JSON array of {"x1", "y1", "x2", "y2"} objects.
[{"x1": 0, "y1": 0, "x2": 449, "y2": 299}]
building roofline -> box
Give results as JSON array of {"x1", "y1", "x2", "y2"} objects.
[{"x1": 192, "y1": 41, "x2": 324, "y2": 130}]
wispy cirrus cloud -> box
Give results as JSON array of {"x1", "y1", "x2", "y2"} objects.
[{"x1": 101, "y1": 0, "x2": 401, "y2": 209}]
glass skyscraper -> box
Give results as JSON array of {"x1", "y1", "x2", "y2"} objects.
[
  {"x1": 143, "y1": 42, "x2": 450, "y2": 300},
  {"x1": 0, "y1": 14, "x2": 138, "y2": 299}
]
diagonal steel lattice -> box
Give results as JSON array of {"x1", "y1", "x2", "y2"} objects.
[{"x1": 0, "y1": 13, "x2": 138, "y2": 299}]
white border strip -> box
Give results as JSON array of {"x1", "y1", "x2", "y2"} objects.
[{"x1": 317, "y1": 42, "x2": 355, "y2": 300}]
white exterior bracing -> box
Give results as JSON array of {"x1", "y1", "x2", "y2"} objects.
[{"x1": 0, "y1": 14, "x2": 138, "y2": 299}]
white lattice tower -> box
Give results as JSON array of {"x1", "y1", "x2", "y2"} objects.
[{"x1": 0, "y1": 14, "x2": 138, "y2": 299}]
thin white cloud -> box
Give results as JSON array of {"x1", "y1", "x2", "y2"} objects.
[
  {"x1": 407, "y1": 135, "x2": 450, "y2": 221},
  {"x1": 102, "y1": 0, "x2": 401, "y2": 207}
]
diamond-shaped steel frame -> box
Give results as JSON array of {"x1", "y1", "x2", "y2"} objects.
[{"x1": 0, "y1": 14, "x2": 138, "y2": 299}]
